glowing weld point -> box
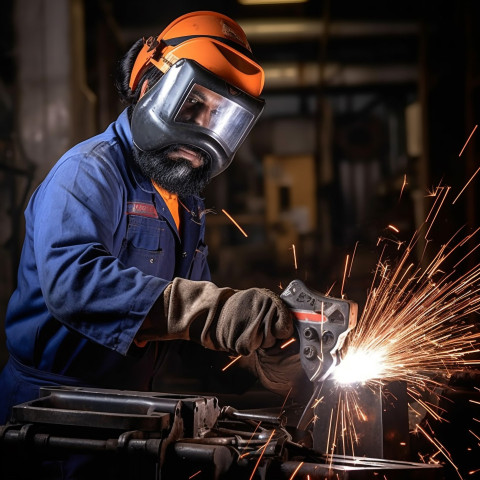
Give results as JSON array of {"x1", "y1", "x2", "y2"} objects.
[
  {"x1": 222, "y1": 355, "x2": 242, "y2": 371},
  {"x1": 222, "y1": 209, "x2": 248, "y2": 237},
  {"x1": 333, "y1": 348, "x2": 386, "y2": 384},
  {"x1": 280, "y1": 338, "x2": 296, "y2": 349}
]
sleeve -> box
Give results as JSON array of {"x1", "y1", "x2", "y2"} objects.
[{"x1": 33, "y1": 148, "x2": 168, "y2": 355}]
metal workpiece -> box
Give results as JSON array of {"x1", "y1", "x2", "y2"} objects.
[
  {"x1": 276, "y1": 456, "x2": 443, "y2": 479},
  {"x1": 311, "y1": 379, "x2": 410, "y2": 460}
]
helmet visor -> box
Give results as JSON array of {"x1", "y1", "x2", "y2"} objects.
[
  {"x1": 175, "y1": 83, "x2": 255, "y2": 152},
  {"x1": 131, "y1": 58, "x2": 265, "y2": 176}
]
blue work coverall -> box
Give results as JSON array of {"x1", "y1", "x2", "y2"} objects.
[{"x1": 0, "y1": 109, "x2": 213, "y2": 424}]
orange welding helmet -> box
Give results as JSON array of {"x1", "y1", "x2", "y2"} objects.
[
  {"x1": 129, "y1": 11, "x2": 265, "y2": 177},
  {"x1": 129, "y1": 11, "x2": 264, "y2": 97}
]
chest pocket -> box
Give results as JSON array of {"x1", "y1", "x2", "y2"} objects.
[
  {"x1": 188, "y1": 243, "x2": 209, "y2": 280},
  {"x1": 118, "y1": 215, "x2": 176, "y2": 278}
]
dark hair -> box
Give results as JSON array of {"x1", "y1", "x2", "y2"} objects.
[{"x1": 115, "y1": 38, "x2": 164, "y2": 107}]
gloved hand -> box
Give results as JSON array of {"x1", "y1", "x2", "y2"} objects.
[
  {"x1": 240, "y1": 339, "x2": 312, "y2": 401},
  {"x1": 135, "y1": 278, "x2": 293, "y2": 356}
]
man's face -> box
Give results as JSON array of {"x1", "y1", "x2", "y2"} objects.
[
  {"x1": 132, "y1": 84, "x2": 227, "y2": 196},
  {"x1": 167, "y1": 84, "x2": 225, "y2": 168},
  {"x1": 176, "y1": 84, "x2": 224, "y2": 131}
]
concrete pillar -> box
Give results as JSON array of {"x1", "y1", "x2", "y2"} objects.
[
  {"x1": 15, "y1": 0, "x2": 96, "y2": 182},
  {"x1": 0, "y1": 0, "x2": 97, "y2": 368}
]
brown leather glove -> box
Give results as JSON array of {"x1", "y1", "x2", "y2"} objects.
[
  {"x1": 135, "y1": 278, "x2": 294, "y2": 356},
  {"x1": 240, "y1": 340, "x2": 312, "y2": 400}
]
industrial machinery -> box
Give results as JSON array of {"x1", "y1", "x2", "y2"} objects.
[{"x1": 0, "y1": 281, "x2": 444, "y2": 479}]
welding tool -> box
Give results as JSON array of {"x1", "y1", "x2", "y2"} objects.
[{"x1": 280, "y1": 280, "x2": 357, "y2": 430}]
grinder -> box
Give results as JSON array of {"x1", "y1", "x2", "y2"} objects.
[{"x1": 280, "y1": 280, "x2": 358, "y2": 429}]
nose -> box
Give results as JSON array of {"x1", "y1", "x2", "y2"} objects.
[{"x1": 190, "y1": 107, "x2": 211, "y2": 128}]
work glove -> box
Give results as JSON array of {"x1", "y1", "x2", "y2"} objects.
[
  {"x1": 135, "y1": 278, "x2": 293, "y2": 356},
  {"x1": 240, "y1": 340, "x2": 312, "y2": 401}
]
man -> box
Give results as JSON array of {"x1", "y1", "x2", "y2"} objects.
[{"x1": 0, "y1": 11, "x2": 301, "y2": 432}]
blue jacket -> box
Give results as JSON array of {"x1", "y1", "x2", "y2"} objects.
[{"x1": 0, "y1": 109, "x2": 211, "y2": 422}]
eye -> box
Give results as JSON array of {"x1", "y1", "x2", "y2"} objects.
[{"x1": 186, "y1": 94, "x2": 204, "y2": 106}]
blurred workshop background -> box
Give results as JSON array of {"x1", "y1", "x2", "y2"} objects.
[{"x1": 1, "y1": 0, "x2": 480, "y2": 371}]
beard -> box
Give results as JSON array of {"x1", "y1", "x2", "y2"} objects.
[{"x1": 132, "y1": 144, "x2": 212, "y2": 197}]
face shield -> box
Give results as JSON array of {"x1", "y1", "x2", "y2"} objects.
[{"x1": 131, "y1": 59, "x2": 265, "y2": 177}]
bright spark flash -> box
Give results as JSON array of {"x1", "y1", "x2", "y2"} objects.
[
  {"x1": 326, "y1": 184, "x2": 480, "y2": 472},
  {"x1": 337, "y1": 185, "x2": 480, "y2": 391},
  {"x1": 333, "y1": 347, "x2": 387, "y2": 384}
]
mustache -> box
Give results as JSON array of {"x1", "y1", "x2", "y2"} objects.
[{"x1": 132, "y1": 144, "x2": 212, "y2": 197}]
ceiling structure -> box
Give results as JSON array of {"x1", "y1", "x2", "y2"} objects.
[{"x1": 102, "y1": 0, "x2": 424, "y2": 93}]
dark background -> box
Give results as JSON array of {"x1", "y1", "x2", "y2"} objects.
[{"x1": 1, "y1": 1, "x2": 480, "y2": 476}]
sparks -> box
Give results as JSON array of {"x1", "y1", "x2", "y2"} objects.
[
  {"x1": 387, "y1": 224, "x2": 400, "y2": 233},
  {"x1": 452, "y1": 165, "x2": 480, "y2": 205},
  {"x1": 341, "y1": 254, "x2": 350, "y2": 298},
  {"x1": 222, "y1": 209, "x2": 248, "y2": 237},
  {"x1": 348, "y1": 241, "x2": 359, "y2": 278},
  {"x1": 240, "y1": 421, "x2": 262, "y2": 456},
  {"x1": 188, "y1": 471, "x2": 202, "y2": 479},
  {"x1": 280, "y1": 388, "x2": 292, "y2": 414},
  {"x1": 470, "y1": 430, "x2": 480, "y2": 442},
  {"x1": 325, "y1": 282, "x2": 336, "y2": 296},
  {"x1": 280, "y1": 337, "x2": 296, "y2": 349},
  {"x1": 399, "y1": 174, "x2": 408, "y2": 200},
  {"x1": 288, "y1": 461, "x2": 304, "y2": 479},
  {"x1": 325, "y1": 182, "x2": 480, "y2": 472},
  {"x1": 249, "y1": 429, "x2": 276, "y2": 480},
  {"x1": 222, "y1": 355, "x2": 242, "y2": 371},
  {"x1": 291, "y1": 244, "x2": 298, "y2": 270},
  {"x1": 458, "y1": 124, "x2": 477, "y2": 157}
]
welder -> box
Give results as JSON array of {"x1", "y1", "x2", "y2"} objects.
[{"x1": 0, "y1": 11, "x2": 303, "y2": 478}]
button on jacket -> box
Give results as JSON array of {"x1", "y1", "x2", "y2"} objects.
[{"x1": 0, "y1": 109, "x2": 211, "y2": 423}]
